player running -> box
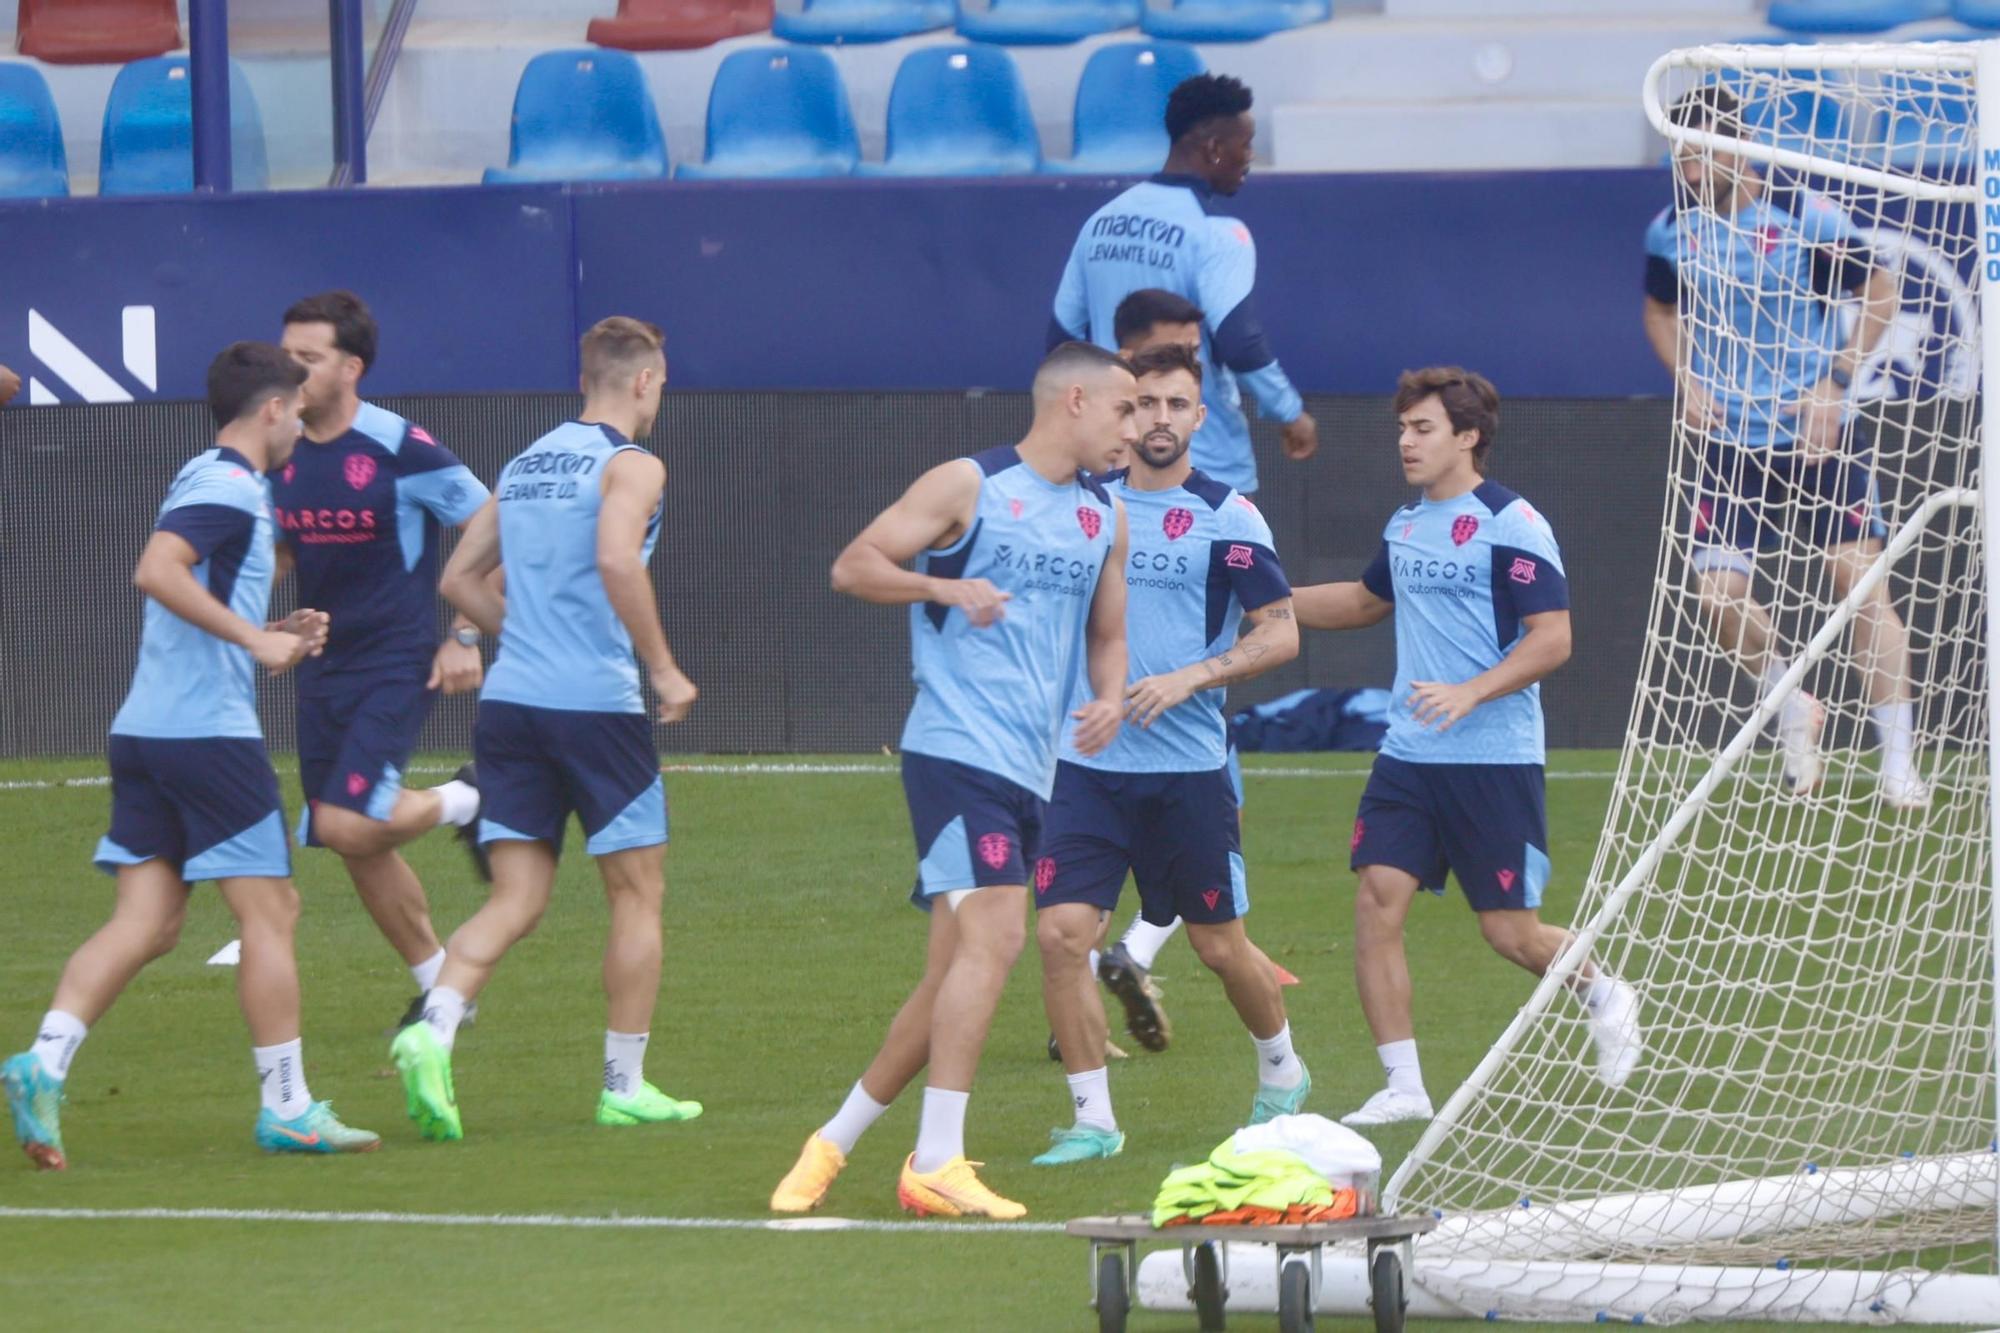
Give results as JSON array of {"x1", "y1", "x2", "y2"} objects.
[
  {"x1": 1293, "y1": 367, "x2": 1640, "y2": 1127},
  {"x1": 1031, "y1": 342, "x2": 1311, "y2": 1166},
  {"x1": 770, "y1": 342, "x2": 1135, "y2": 1219},
  {"x1": 390, "y1": 316, "x2": 702, "y2": 1140},
  {"x1": 4, "y1": 343, "x2": 378, "y2": 1168},
  {"x1": 1645, "y1": 86, "x2": 1925, "y2": 808},
  {"x1": 273, "y1": 292, "x2": 490, "y2": 1022}
]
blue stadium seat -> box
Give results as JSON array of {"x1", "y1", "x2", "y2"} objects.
[
  {"x1": 954, "y1": 0, "x2": 1139, "y2": 46},
  {"x1": 0, "y1": 64, "x2": 68, "y2": 198},
  {"x1": 1870, "y1": 74, "x2": 1973, "y2": 172},
  {"x1": 1043, "y1": 41, "x2": 1204, "y2": 175},
  {"x1": 98, "y1": 57, "x2": 269, "y2": 196},
  {"x1": 772, "y1": 0, "x2": 953, "y2": 45},
  {"x1": 1767, "y1": 1, "x2": 1945, "y2": 34},
  {"x1": 484, "y1": 49, "x2": 669, "y2": 184},
  {"x1": 1951, "y1": 0, "x2": 2000, "y2": 28},
  {"x1": 861, "y1": 46, "x2": 1040, "y2": 176},
  {"x1": 1139, "y1": 0, "x2": 1329, "y2": 44},
  {"x1": 677, "y1": 47, "x2": 859, "y2": 179}
]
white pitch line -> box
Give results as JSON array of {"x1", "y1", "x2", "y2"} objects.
[{"x1": 0, "y1": 1204, "x2": 1065, "y2": 1236}]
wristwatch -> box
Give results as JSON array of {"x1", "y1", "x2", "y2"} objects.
[
  {"x1": 1828, "y1": 366, "x2": 1853, "y2": 390},
  {"x1": 452, "y1": 625, "x2": 480, "y2": 649}
]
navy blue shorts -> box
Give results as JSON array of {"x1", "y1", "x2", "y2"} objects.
[
  {"x1": 95, "y1": 735, "x2": 291, "y2": 882},
  {"x1": 296, "y1": 676, "x2": 436, "y2": 847},
  {"x1": 1691, "y1": 436, "x2": 1887, "y2": 577},
  {"x1": 1035, "y1": 761, "x2": 1245, "y2": 926},
  {"x1": 1350, "y1": 754, "x2": 1548, "y2": 913},
  {"x1": 902, "y1": 751, "x2": 1043, "y2": 909},
  {"x1": 475, "y1": 700, "x2": 666, "y2": 857}
]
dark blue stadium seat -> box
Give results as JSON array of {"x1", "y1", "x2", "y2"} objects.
[
  {"x1": 484, "y1": 49, "x2": 669, "y2": 184},
  {"x1": 860, "y1": 45, "x2": 1040, "y2": 176},
  {"x1": 1870, "y1": 73, "x2": 1973, "y2": 172},
  {"x1": 0, "y1": 63, "x2": 68, "y2": 198},
  {"x1": 1043, "y1": 40, "x2": 1204, "y2": 175},
  {"x1": 677, "y1": 47, "x2": 859, "y2": 179},
  {"x1": 772, "y1": 0, "x2": 953, "y2": 45},
  {"x1": 954, "y1": 0, "x2": 1139, "y2": 46},
  {"x1": 1139, "y1": 0, "x2": 1329, "y2": 43},
  {"x1": 1767, "y1": 1, "x2": 1945, "y2": 33},
  {"x1": 98, "y1": 57, "x2": 269, "y2": 196},
  {"x1": 1951, "y1": 0, "x2": 2000, "y2": 27}
]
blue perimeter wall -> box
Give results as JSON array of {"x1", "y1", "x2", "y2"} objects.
[{"x1": 0, "y1": 169, "x2": 1675, "y2": 401}]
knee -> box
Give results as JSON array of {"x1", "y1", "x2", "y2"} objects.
[
  {"x1": 1477, "y1": 918, "x2": 1534, "y2": 969},
  {"x1": 1353, "y1": 881, "x2": 1401, "y2": 935},
  {"x1": 966, "y1": 911, "x2": 1027, "y2": 969},
  {"x1": 144, "y1": 905, "x2": 188, "y2": 960},
  {"x1": 1185, "y1": 924, "x2": 1243, "y2": 973},
  {"x1": 1035, "y1": 910, "x2": 1095, "y2": 966},
  {"x1": 313, "y1": 807, "x2": 381, "y2": 858},
  {"x1": 239, "y1": 882, "x2": 302, "y2": 939}
]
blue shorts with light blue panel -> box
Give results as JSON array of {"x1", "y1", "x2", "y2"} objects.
[
  {"x1": 474, "y1": 700, "x2": 666, "y2": 856},
  {"x1": 95, "y1": 734, "x2": 291, "y2": 881}
]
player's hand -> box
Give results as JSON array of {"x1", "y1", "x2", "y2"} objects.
[
  {"x1": 1679, "y1": 378, "x2": 1722, "y2": 434},
  {"x1": 0, "y1": 364, "x2": 20, "y2": 407},
  {"x1": 283, "y1": 608, "x2": 331, "y2": 657},
  {"x1": 1124, "y1": 668, "x2": 1199, "y2": 729},
  {"x1": 428, "y1": 637, "x2": 483, "y2": 696},
  {"x1": 1069, "y1": 697, "x2": 1122, "y2": 757},
  {"x1": 1408, "y1": 680, "x2": 1482, "y2": 732},
  {"x1": 1280, "y1": 410, "x2": 1319, "y2": 461},
  {"x1": 650, "y1": 664, "x2": 698, "y2": 724},
  {"x1": 1782, "y1": 375, "x2": 1847, "y2": 461},
  {"x1": 936, "y1": 577, "x2": 1010, "y2": 628},
  {"x1": 247, "y1": 628, "x2": 312, "y2": 675}
]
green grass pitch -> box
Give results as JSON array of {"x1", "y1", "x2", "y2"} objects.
[{"x1": 0, "y1": 752, "x2": 1959, "y2": 1330}]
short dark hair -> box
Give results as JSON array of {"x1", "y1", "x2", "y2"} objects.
[
  {"x1": 1035, "y1": 340, "x2": 1133, "y2": 395},
  {"x1": 283, "y1": 290, "x2": 378, "y2": 373},
  {"x1": 207, "y1": 341, "x2": 306, "y2": 428},
  {"x1": 1113, "y1": 289, "x2": 1205, "y2": 350},
  {"x1": 1394, "y1": 366, "x2": 1500, "y2": 468},
  {"x1": 1668, "y1": 84, "x2": 1746, "y2": 140},
  {"x1": 580, "y1": 315, "x2": 666, "y2": 386},
  {"x1": 1166, "y1": 74, "x2": 1253, "y2": 145},
  {"x1": 1126, "y1": 342, "x2": 1203, "y2": 386}
]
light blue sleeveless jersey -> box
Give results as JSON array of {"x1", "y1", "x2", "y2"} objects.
[
  {"x1": 483, "y1": 421, "x2": 661, "y2": 716},
  {"x1": 901, "y1": 445, "x2": 1117, "y2": 799}
]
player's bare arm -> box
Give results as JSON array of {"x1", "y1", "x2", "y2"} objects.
[
  {"x1": 1644, "y1": 296, "x2": 1721, "y2": 432},
  {"x1": 135, "y1": 530, "x2": 317, "y2": 674},
  {"x1": 1072, "y1": 497, "x2": 1130, "y2": 756},
  {"x1": 1785, "y1": 257, "x2": 1897, "y2": 459},
  {"x1": 1125, "y1": 597, "x2": 1297, "y2": 729},
  {"x1": 1292, "y1": 579, "x2": 1393, "y2": 631},
  {"x1": 1410, "y1": 607, "x2": 1572, "y2": 733},
  {"x1": 599, "y1": 449, "x2": 695, "y2": 724},
  {"x1": 427, "y1": 511, "x2": 495, "y2": 696},
  {"x1": 830, "y1": 458, "x2": 1010, "y2": 624},
  {"x1": 440, "y1": 498, "x2": 506, "y2": 637}
]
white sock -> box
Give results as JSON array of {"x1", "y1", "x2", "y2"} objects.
[
  {"x1": 1378, "y1": 1038, "x2": 1426, "y2": 1099},
  {"x1": 254, "y1": 1038, "x2": 313, "y2": 1119},
  {"x1": 423, "y1": 985, "x2": 469, "y2": 1051},
  {"x1": 30, "y1": 1010, "x2": 86, "y2": 1081},
  {"x1": 1087, "y1": 948, "x2": 1101, "y2": 975},
  {"x1": 912, "y1": 1086, "x2": 970, "y2": 1173},
  {"x1": 1871, "y1": 701, "x2": 1916, "y2": 781},
  {"x1": 603, "y1": 1029, "x2": 648, "y2": 1096},
  {"x1": 1762, "y1": 659, "x2": 1807, "y2": 729},
  {"x1": 1067, "y1": 1066, "x2": 1117, "y2": 1131},
  {"x1": 410, "y1": 949, "x2": 446, "y2": 993},
  {"x1": 1579, "y1": 972, "x2": 1616, "y2": 1012},
  {"x1": 1120, "y1": 916, "x2": 1181, "y2": 970},
  {"x1": 429, "y1": 779, "x2": 480, "y2": 828},
  {"x1": 819, "y1": 1080, "x2": 890, "y2": 1155},
  {"x1": 1252, "y1": 1021, "x2": 1305, "y2": 1090}
]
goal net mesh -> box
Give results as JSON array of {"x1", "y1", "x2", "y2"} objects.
[{"x1": 1383, "y1": 43, "x2": 1996, "y2": 1320}]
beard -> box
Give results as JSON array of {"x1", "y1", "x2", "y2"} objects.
[{"x1": 1135, "y1": 431, "x2": 1188, "y2": 469}]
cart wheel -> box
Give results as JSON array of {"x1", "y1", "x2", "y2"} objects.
[
  {"x1": 1191, "y1": 1240, "x2": 1227, "y2": 1332},
  {"x1": 1096, "y1": 1248, "x2": 1129, "y2": 1333},
  {"x1": 1370, "y1": 1248, "x2": 1406, "y2": 1333},
  {"x1": 1278, "y1": 1257, "x2": 1315, "y2": 1333}
]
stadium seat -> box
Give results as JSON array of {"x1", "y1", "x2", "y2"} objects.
[
  {"x1": 15, "y1": 0, "x2": 180, "y2": 66},
  {"x1": 678, "y1": 47, "x2": 858, "y2": 179},
  {"x1": 773, "y1": 0, "x2": 953, "y2": 45},
  {"x1": 1951, "y1": 0, "x2": 2000, "y2": 28},
  {"x1": 861, "y1": 45, "x2": 1040, "y2": 176},
  {"x1": 0, "y1": 63, "x2": 67, "y2": 198},
  {"x1": 483, "y1": 49, "x2": 668, "y2": 184},
  {"x1": 588, "y1": 0, "x2": 772, "y2": 52},
  {"x1": 954, "y1": 0, "x2": 1139, "y2": 46},
  {"x1": 1043, "y1": 40, "x2": 1204, "y2": 175},
  {"x1": 1138, "y1": 0, "x2": 1330, "y2": 44},
  {"x1": 1766, "y1": 1, "x2": 1945, "y2": 34},
  {"x1": 98, "y1": 57, "x2": 269, "y2": 196},
  {"x1": 1870, "y1": 73, "x2": 1973, "y2": 172}
]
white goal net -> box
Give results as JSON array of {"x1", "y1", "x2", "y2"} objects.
[{"x1": 1375, "y1": 42, "x2": 2000, "y2": 1325}]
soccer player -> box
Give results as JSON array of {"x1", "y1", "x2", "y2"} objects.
[
  {"x1": 1051, "y1": 73, "x2": 1318, "y2": 500},
  {"x1": 770, "y1": 342, "x2": 1135, "y2": 1218},
  {"x1": 273, "y1": 292, "x2": 491, "y2": 1020},
  {"x1": 1644, "y1": 87, "x2": 1925, "y2": 808},
  {"x1": 1032, "y1": 342, "x2": 1310, "y2": 1165},
  {"x1": 3, "y1": 343, "x2": 379, "y2": 1168},
  {"x1": 1293, "y1": 368, "x2": 1640, "y2": 1126},
  {"x1": 391, "y1": 316, "x2": 701, "y2": 1140}
]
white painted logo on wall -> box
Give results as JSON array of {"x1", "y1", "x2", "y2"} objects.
[{"x1": 26, "y1": 306, "x2": 157, "y2": 404}]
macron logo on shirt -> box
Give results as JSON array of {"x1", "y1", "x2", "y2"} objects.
[
  {"x1": 1509, "y1": 558, "x2": 1538, "y2": 585},
  {"x1": 1224, "y1": 544, "x2": 1254, "y2": 570}
]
